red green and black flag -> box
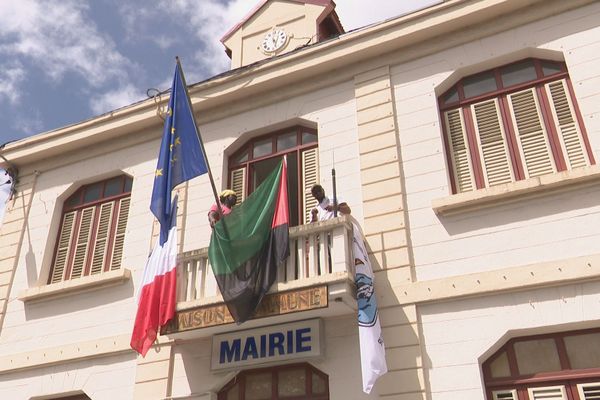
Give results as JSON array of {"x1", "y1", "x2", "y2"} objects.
[{"x1": 208, "y1": 158, "x2": 289, "y2": 323}]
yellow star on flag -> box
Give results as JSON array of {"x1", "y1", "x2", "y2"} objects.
[{"x1": 155, "y1": 169, "x2": 163, "y2": 177}]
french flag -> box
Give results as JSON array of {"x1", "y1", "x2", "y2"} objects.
[
  {"x1": 130, "y1": 59, "x2": 208, "y2": 356},
  {"x1": 130, "y1": 199, "x2": 178, "y2": 356}
]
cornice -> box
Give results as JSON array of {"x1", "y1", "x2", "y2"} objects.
[{"x1": 1, "y1": 0, "x2": 595, "y2": 168}]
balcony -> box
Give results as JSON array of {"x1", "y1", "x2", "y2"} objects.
[{"x1": 163, "y1": 216, "x2": 357, "y2": 338}]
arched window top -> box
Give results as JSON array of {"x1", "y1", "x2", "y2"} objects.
[
  {"x1": 439, "y1": 57, "x2": 593, "y2": 195},
  {"x1": 228, "y1": 126, "x2": 319, "y2": 226},
  {"x1": 483, "y1": 328, "x2": 600, "y2": 384},
  {"x1": 230, "y1": 126, "x2": 317, "y2": 168},
  {"x1": 439, "y1": 58, "x2": 566, "y2": 109},
  {"x1": 49, "y1": 174, "x2": 132, "y2": 284},
  {"x1": 64, "y1": 175, "x2": 133, "y2": 211},
  {"x1": 218, "y1": 362, "x2": 329, "y2": 400}
]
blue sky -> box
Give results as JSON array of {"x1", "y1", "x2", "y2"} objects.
[{"x1": 0, "y1": 0, "x2": 438, "y2": 146}]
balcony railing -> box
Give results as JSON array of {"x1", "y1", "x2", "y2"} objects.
[{"x1": 176, "y1": 216, "x2": 355, "y2": 307}]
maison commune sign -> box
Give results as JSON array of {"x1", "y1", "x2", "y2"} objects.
[
  {"x1": 211, "y1": 319, "x2": 323, "y2": 370},
  {"x1": 162, "y1": 285, "x2": 328, "y2": 334}
]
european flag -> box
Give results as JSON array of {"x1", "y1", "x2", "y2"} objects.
[{"x1": 151, "y1": 60, "x2": 208, "y2": 244}]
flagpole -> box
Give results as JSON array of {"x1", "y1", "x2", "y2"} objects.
[
  {"x1": 332, "y1": 151, "x2": 338, "y2": 218},
  {"x1": 175, "y1": 57, "x2": 223, "y2": 218}
]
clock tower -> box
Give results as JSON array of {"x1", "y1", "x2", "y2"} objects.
[{"x1": 221, "y1": 0, "x2": 344, "y2": 69}]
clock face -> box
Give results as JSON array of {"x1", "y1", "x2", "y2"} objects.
[{"x1": 261, "y1": 29, "x2": 288, "y2": 54}]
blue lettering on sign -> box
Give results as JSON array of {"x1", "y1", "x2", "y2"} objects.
[
  {"x1": 220, "y1": 339, "x2": 241, "y2": 364},
  {"x1": 296, "y1": 328, "x2": 311, "y2": 352},
  {"x1": 242, "y1": 337, "x2": 259, "y2": 360},
  {"x1": 218, "y1": 326, "x2": 314, "y2": 365},
  {"x1": 269, "y1": 332, "x2": 285, "y2": 356}
]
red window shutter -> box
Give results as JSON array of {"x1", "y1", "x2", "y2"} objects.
[
  {"x1": 110, "y1": 197, "x2": 130, "y2": 271},
  {"x1": 492, "y1": 389, "x2": 517, "y2": 400},
  {"x1": 507, "y1": 88, "x2": 556, "y2": 178},
  {"x1": 528, "y1": 386, "x2": 567, "y2": 400},
  {"x1": 443, "y1": 109, "x2": 475, "y2": 192},
  {"x1": 51, "y1": 212, "x2": 76, "y2": 284},
  {"x1": 301, "y1": 147, "x2": 320, "y2": 223},
  {"x1": 545, "y1": 79, "x2": 590, "y2": 169},
  {"x1": 471, "y1": 99, "x2": 514, "y2": 187},
  {"x1": 90, "y1": 202, "x2": 114, "y2": 275},
  {"x1": 577, "y1": 382, "x2": 600, "y2": 399},
  {"x1": 230, "y1": 167, "x2": 247, "y2": 205},
  {"x1": 70, "y1": 207, "x2": 95, "y2": 279}
]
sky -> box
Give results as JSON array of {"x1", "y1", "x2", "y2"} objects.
[{"x1": 0, "y1": 0, "x2": 439, "y2": 146}]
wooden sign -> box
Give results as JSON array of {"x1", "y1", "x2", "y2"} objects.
[{"x1": 163, "y1": 285, "x2": 328, "y2": 334}]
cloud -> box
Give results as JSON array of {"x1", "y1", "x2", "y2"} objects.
[
  {"x1": 0, "y1": 64, "x2": 25, "y2": 105},
  {"x1": 11, "y1": 109, "x2": 44, "y2": 138},
  {"x1": 115, "y1": 0, "x2": 252, "y2": 82},
  {"x1": 0, "y1": 0, "x2": 131, "y2": 88},
  {"x1": 90, "y1": 84, "x2": 145, "y2": 115}
]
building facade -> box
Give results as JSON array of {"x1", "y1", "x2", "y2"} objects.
[{"x1": 1, "y1": 0, "x2": 599, "y2": 399}]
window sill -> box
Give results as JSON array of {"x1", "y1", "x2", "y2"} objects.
[
  {"x1": 19, "y1": 268, "x2": 131, "y2": 303},
  {"x1": 432, "y1": 165, "x2": 600, "y2": 216}
]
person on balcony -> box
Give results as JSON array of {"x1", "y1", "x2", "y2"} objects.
[
  {"x1": 310, "y1": 184, "x2": 351, "y2": 222},
  {"x1": 208, "y1": 189, "x2": 237, "y2": 228}
]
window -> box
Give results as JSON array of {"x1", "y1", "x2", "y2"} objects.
[
  {"x1": 440, "y1": 58, "x2": 595, "y2": 194},
  {"x1": 483, "y1": 328, "x2": 600, "y2": 400},
  {"x1": 229, "y1": 127, "x2": 319, "y2": 226},
  {"x1": 218, "y1": 363, "x2": 329, "y2": 400},
  {"x1": 49, "y1": 175, "x2": 132, "y2": 284}
]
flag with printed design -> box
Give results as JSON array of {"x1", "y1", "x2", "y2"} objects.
[{"x1": 208, "y1": 158, "x2": 289, "y2": 323}]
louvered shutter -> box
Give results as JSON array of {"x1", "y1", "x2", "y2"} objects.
[
  {"x1": 578, "y1": 382, "x2": 600, "y2": 400},
  {"x1": 528, "y1": 386, "x2": 566, "y2": 400},
  {"x1": 492, "y1": 390, "x2": 517, "y2": 400},
  {"x1": 51, "y1": 211, "x2": 76, "y2": 283},
  {"x1": 90, "y1": 202, "x2": 114, "y2": 275},
  {"x1": 70, "y1": 207, "x2": 95, "y2": 279},
  {"x1": 507, "y1": 88, "x2": 556, "y2": 178},
  {"x1": 301, "y1": 148, "x2": 320, "y2": 224},
  {"x1": 472, "y1": 99, "x2": 514, "y2": 187},
  {"x1": 110, "y1": 197, "x2": 130, "y2": 271},
  {"x1": 443, "y1": 109, "x2": 475, "y2": 192},
  {"x1": 230, "y1": 167, "x2": 246, "y2": 205},
  {"x1": 545, "y1": 79, "x2": 589, "y2": 169}
]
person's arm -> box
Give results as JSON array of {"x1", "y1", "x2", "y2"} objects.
[
  {"x1": 325, "y1": 202, "x2": 351, "y2": 215},
  {"x1": 311, "y1": 208, "x2": 318, "y2": 223},
  {"x1": 338, "y1": 202, "x2": 351, "y2": 215},
  {"x1": 208, "y1": 210, "x2": 220, "y2": 228}
]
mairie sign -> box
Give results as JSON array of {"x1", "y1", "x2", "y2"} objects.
[{"x1": 211, "y1": 319, "x2": 322, "y2": 370}]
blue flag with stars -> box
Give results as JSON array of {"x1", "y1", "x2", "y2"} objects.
[{"x1": 151, "y1": 60, "x2": 208, "y2": 244}]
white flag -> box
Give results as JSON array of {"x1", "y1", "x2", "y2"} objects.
[
  {"x1": 0, "y1": 169, "x2": 13, "y2": 228},
  {"x1": 352, "y1": 221, "x2": 388, "y2": 393}
]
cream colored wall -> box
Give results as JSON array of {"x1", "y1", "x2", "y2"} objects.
[
  {"x1": 0, "y1": 354, "x2": 136, "y2": 400},
  {"x1": 0, "y1": 139, "x2": 157, "y2": 355},
  {"x1": 169, "y1": 316, "x2": 391, "y2": 399},
  {"x1": 419, "y1": 280, "x2": 600, "y2": 399},
  {"x1": 389, "y1": 3, "x2": 600, "y2": 281}
]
